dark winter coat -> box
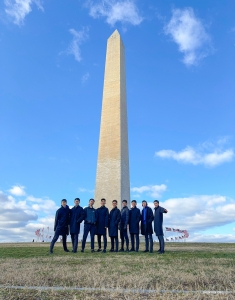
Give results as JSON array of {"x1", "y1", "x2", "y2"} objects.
[
  {"x1": 83, "y1": 206, "x2": 97, "y2": 224},
  {"x1": 119, "y1": 206, "x2": 129, "y2": 229},
  {"x1": 70, "y1": 205, "x2": 84, "y2": 234},
  {"x1": 154, "y1": 206, "x2": 167, "y2": 236},
  {"x1": 129, "y1": 207, "x2": 141, "y2": 234},
  {"x1": 109, "y1": 207, "x2": 121, "y2": 237},
  {"x1": 54, "y1": 205, "x2": 70, "y2": 235},
  {"x1": 96, "y1": 206, "x2": 109, "y2": 235},
  {"x1": 140, "y1": 206, "x2": 154, "y2": 235}
]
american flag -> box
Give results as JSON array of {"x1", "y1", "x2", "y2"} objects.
[
  {"x1": 175, "y1": 237, "x2": 178, "y2": 240},
  {"x1": 165, "y1": 227, "x2": 172, "y2": 231},
  {"x1": 171, "y1": 238, "x2": 174, "y2": 241},
  {"x1": 166, "y1": 238, "x2": 169, "y2": 241},
  {"x1": 173, "y1": 228, "x2": 177, "y2": 232}
]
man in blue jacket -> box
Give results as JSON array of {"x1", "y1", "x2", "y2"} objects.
[
  {"x1": 108, "y1": 200, "x2": 121, "y2": 252},
  {"x1": 81, "y1": 198, "x2": 97, "y2": 253},
  {"x1": 129, "y1": 200, "x2": 140, "y2": 252},
  {"x1": 70, "y1": 198, "x2": 84, "y2": 253},
  {"x1": 119, "y1": 199, "x2": 129, "y2": 252},
  {"x1": 153, "y1": 200, "x2": 168, "y2": 254},
  {"x1": 49, "y1": 199, "x2": 70, "y2": 254},
  {"x1": 96, "y1": 198, "x2": 109, "y2": 253},
  {"x1": 140, "y1": 200, "x2": 154, "y2": 253}
]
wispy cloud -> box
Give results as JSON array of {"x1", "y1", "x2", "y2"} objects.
[
  {"x1": 67, "y1": 27, "x2": 89, "y2": 62},
  {"x1": 155, "y1": 138, "x2": 234, "y2": 167},
  {"x1": 4, "y1": 0, "x2": 43, "y2": 25},
  {"x1": 164, "y1": 7, "x2": 211, "y2": 66},
  {"x1": 78, "y1": 187, "x2": 94, "y2": 193},
  {"x1": 86, "y1": 0, "x2": 143, "y2": 26},
  {"x1": 131, "y1": 184, "x2": 167, "y2": 198},
  {"x1": 8, "y1": 185, "x2": 26, "y2": 196},
  {"x1": 81, "y1": 72, "x2": 90, "y2": 85}
]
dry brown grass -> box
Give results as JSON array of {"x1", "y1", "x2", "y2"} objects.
[{"x1": 0, "y1": 242, "x2": 235, "y2": 299}]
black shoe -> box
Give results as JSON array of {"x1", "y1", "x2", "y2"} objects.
[
  {"x1": 73, "y1": 251, "x2": 77, "y2": 253},
  {"x1": 64, "y1": 249, "x2": 70, "y2": 252},
  {"x1": 109, "y1": 249, "x2": 114, "y2": 252},
  {"x1": 119, "y1": 248, "x2": 124, "y2": 252},
  {"x1": 158, "y1": 251, "x2": 164, "y2": 254},
  {"x1": 81, "y1": 249, "x2": 84, "y2": 253},
  {"x1": 125, "y1": 248, "x2": 129, "y2": 252},
  {"x1": 149, "y1": 250, "x2": 153, "y2": 253},
  {"x1": 102, "y1": 249, "x2": 106, "y2": 253},
  {"x1": 157, "y1": 249, "x2": 161, "y2": 253},
  {"x1": 49, "y1": 251, "x2": 53, "y2": 254},
  {"x1": 91, "y1": 249, "x2": 95, "y2": 253},
  {"x1": 129, "y1": 249, "x2": 135, "y2": 252},
  {"x1": 136, "y1": 250, "x2": 139, "y2": 252},
  {"x1": 96, "y1": 248, "x2": 102, "y2": 252},
  {"x1": 143, "y1": 250, "x2": 149, "y2": 252}
]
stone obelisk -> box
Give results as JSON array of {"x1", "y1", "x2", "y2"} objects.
[{"x1": 94, "y1": 30, "x2": 130, "y2": 211}]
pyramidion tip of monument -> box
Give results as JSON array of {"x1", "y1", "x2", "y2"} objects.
[{"x1": 110, "y1": 29, "x2": 120, "y2": 38}]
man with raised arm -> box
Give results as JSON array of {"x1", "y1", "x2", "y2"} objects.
[
  {"x1": 70, "y1": 198, "x2": 84, "y2": 253},
  {"x1": 81, "y1": 198, "x2": 97, "y2": 253},
  {"x1": 49, "y1": 199, "x2": 70, "y2": 254},
  {"x1": 153, "y1": 200, "x2": 168, "y2": 254},
  {"x1": 96, "y1": 198, "x2": 109, "y2": 253}
]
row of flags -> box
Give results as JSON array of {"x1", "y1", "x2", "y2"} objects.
[
  {"x1": 165, "y1": 227, "x2": 189, "y2": 241},
  {"x1": 34, "y1": 227, "x2": 51, "y2": 242}
]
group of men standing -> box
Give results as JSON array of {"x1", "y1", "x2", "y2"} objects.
[{"x1": 49, "y1": 198, "x2": 168, "y2": 254}]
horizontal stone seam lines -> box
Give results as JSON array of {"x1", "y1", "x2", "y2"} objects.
[{"x1": 0, "y1": 286, "x2": 234, "y2": 295}]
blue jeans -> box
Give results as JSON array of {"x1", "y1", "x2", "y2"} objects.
[
  {"x1": 157, "y1": 235, "x2": 165, "y2": 252},
  {"x1": 82, "y1": 223, "x2": 96, "y2": 250},
  {"x1": 145, "y1": 233, "x2": 153, "y2": 252},
  {"x1": 130, "y1": 233, "x2": 139, "y2": 251},
  {"x1": 71, "y1": 233, "x2": 79, "y2": 252}
]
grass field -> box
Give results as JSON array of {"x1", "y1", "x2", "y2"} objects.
[{"x1": 0, "y1": 242, "x2": 235, "y2": 299}]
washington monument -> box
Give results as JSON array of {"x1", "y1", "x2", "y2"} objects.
[{"x1": 94, "y1": 30, "x2": 130, "y2": 211}]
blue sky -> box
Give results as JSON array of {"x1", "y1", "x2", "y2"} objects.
[{"x1": 0, "y1": 0, "x2": 234, "y2": 242}]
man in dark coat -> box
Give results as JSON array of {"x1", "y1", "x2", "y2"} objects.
[
  {"x1": 70, "y1": 198, "x2": 84, "y2": 253},
  {"x1": 153, "y1": 200, "x2": 168, "y2": 254},
  {"x1": 49, "y1": 199, "x2": 70, "y2": 254},
  {"x1": 96, "y1": 198, "x2": 109, "y2": 253},
  {"x1": 140, "y1": 200, "x2": 154, "y2": 253},
  {"x1": 129, "y1": 200, "x2": 141, "y2": 252},
  {"x1": 119, "y1": 199, "x2": 129, "y2": 252},
  {"x1": 108, "y1": 200, "x2": 121, "y2": 252},
  {"x1": 81, "y1": 198, "x2": 97, "y2": 253}
]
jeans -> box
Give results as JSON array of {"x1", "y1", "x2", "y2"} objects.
[
  {"x1": 82, "y1": 223, "x2": 96, "y2": 250},
  {"x1": 157, "y1": 235, "x2": 165, "y2": 252},
  {"x1": 71, "y1": 233, "x2": 79, "y2": 252},
  {"x1": 145, "y1": 233, "x2": 153, "y2": 252},
  {"x1": 50, "y1": 230, "x2": 67, "y2": 252},
  {"x1": 110, "y1": 236, "x2": 119, "y2": 251},
  {"x1": 130, "y1": 233, "x2": 139, "y2": 251},
  {"x1": 120, "y1": 228, "x2": 129, "y2": 249},
  {"x1": 97, "y1": 232, "x2": 107, "y2": 250}
]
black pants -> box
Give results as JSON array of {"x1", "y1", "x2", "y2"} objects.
[
  {"x1": 110, "y1": 236, "x2": 118, "y2": 251},
  {"x1": 50, "y1": 230, "x2": 67, "y2": 252},
  {"x1": 130, "y1": 233, "x2": 139, "y2": 251},
  {"x1": 120, "y1": 228, "x2": 129, "y2": 249},
  {"x1": 145, "y1": 233, "x2": 153, "y2": 252},
  {"x1": 97, "y1": 232, "x2": 107, "y2": 250},
  {"x1": 157, "y1": 235, "x2": 165, "y2": 252},
  {"x1": 71, "y1": 233, "x2": 79, "y2": 252},
  {"x1": 82, "y1": 223, "x2": 96, "y2": 250}
]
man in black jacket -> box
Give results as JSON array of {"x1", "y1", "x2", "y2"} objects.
[
  {"x1": 119, "y1": 199, "x2": 129, "y2": 252},
  {"x1": 96, "y1": 198, "x2": 109, "y2": 253},
  {"x1": 49, "y1": 199, "x2": 70, "y2": 254},
  {"x1": 81, "y1": 198, "x2": 97, "y2": 252},
  {"x1": 140, "y1": 200, "x2": 154, "y2": 253},
  {"x1": 153, "y1": 200, "x2": 168, "y2": 254},
  {"x1": 70, "y1": 198, "x2": 84, "y2": 253},
  {"x1": 108, "y1": 200, "x2": 121, "y2": 252},
  {"x1": 129, "y1": 200, "x2": 140, "y2": 252}
]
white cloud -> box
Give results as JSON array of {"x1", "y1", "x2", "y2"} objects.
[
  {"x1": 78, "y1": 187, "x2": 94, "y2": 193},
  {"x1": 67, "y1": 27, "x2": 89, "y2": 62},
  {"x1": 131, "y1": 184, "x2": 167, "y2": 198},
  {"x1": 87, "y1": 0, "x2": 143, "y2": 26},
  {"x1": 4, "y1": 0, "x2": 43, "y2": 25},
  {"x1": 81, "y1": 72, "x2": 90, "y2": 85},
  {"x1": 8, "y1": 185, "x2": 26, "y2": 196},
  {"x1": 155, "y1": 138, "x2": 234, "y2": 167},
  {"x1": 164, "y1": 7, "x2": 211, "y2": 66}
]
